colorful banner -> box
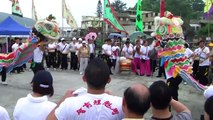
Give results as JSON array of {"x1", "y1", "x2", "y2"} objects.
[
  {"x1": 62, "y1": 0, "x2": 78, "y2": 29},
  {"x1": 204, "y1": 0, "x2": 213, "y2": 18},
  {"x1": 135, "y1": 0, "x2": 143, "y2": 32},
  {"x1": 10, "y1": 0, "x2": 23, "y2": 17},
  {"x1": 103, "y1": 0, "x2": 127, "y2": 34}
]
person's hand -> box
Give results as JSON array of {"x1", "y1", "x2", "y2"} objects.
[{"x1": 63, "y1": 89, "x2": 76, "y2": 99}]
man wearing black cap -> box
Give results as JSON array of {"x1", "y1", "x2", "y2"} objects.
[{"x1": 14, "y1": 70, "x2": 56, "y2": 120}]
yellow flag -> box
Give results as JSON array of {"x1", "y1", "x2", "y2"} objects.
[{"x1": 62, "y1": 0, "x2": 78, "y2": 29}]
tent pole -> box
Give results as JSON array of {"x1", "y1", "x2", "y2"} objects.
[{"x1": 6, "y1": 37, "x2": 8, "y2": 53}]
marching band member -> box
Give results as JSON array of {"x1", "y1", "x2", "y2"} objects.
[
  {"x1": 195, "y1": 40, "x2": 210, "y2": 86},
  {"x1": 132, "y1": 40, "x2": 142, "y2": 75},
  {"x1": 69, "y1": 37, "x2": 78, "y2": 70}
]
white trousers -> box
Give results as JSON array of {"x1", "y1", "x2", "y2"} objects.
[{"x1": 79, "y1": 58, "x2": 88, "y2": 73}]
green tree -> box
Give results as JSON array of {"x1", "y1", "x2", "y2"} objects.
[
  {"x1": 199, "y1": 24, "x2": 213, "y2": 37},
  {"x1": 111, "y1": 0, "x2": 127, "y2": 12}
]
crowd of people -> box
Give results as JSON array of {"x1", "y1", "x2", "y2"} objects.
[
  {"x1": 0, "y1": 34, "x2": 212, "y2": 119},
  {"x1": 0, "y1": 58, "x2": 213, "y2": 120}
]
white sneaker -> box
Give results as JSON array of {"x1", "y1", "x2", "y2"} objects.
[
  {"x1": 46, "y1": 68, "x2": 50, "y2": 71},
  {"x1": 183, "y1": 82, "x2": 187, "y2": 85},
  {"x1": 54, "y1": 68, "x2": 57, "y2": 71},
  {"x1": 80, "y1": 72, "x2": 83, "y2": 75},
  {"x1": 2, "y1": 81, "x2": 8, "y2": 85}
]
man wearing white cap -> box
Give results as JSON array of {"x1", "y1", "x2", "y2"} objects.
[
  {"x1": 69, "y1": 37, "x2": 78, "y2": 70},
  {"x1": 59, "y1": 38, "x2": 70, "y2": 70},
  {"x1": 75, "y1": 38, "x2": 83, "y2": 69},
  {"x1": 78, "y1": 41, "x2": 90, "y2": 75}
]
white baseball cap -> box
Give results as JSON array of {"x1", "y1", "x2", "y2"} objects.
[
  {"x1": 82, "y1": 41, "x2": 87, "y2": 44},
  {"x1": 60, "y1": 38, "x2": 65, "y2": 41},
  {"x1": 73, "y1": 37, "x2": 76, "y2": 40},
  {"x1": 78, "y1": 38, "x2": 82, "y2": 41}
]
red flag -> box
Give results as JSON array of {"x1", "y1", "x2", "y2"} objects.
[{"x1": 160, "y1": 0, "x2": 165, "y2": 17}]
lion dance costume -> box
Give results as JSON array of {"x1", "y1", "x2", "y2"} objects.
[
  {"x1": 152, "y1": 11, "x2": 206, "y2": 95},
  {"x1": 0, "y1": 15, "x2": 60, "y2": 73}
]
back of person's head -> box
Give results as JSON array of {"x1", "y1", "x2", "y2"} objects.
[
  {"x1": 205, "y1": 96, "x2": 213, "y2": 120},
  {"x1": 31, "y1": 70, "x2": 54, "y2": 97},
  {"x1": 149, "y1": 81, "x2": 172, "y2": 110},
  {"x1": 123, "y1": 84, "x2": 150, "y2": 116},
  {"x1": 85, "y1": 58, "x2": 110, "y2": 90}
]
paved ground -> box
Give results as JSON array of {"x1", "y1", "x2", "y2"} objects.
[{"x1": 0, "y1": 68, "x2": 205, "y2": 120}]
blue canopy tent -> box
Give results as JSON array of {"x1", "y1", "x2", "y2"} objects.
[
  {"x1": 0, "y1": 16, "x2": 31, "y2": 35},
  {"x1": 0, "y1": 17, "x2": 31, "y2": 53}
]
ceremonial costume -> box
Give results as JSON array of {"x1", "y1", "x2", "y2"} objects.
[
  {"x1": 152, "y1": 11, "x2": 206, "y2": 99},
  {"x1": 0, "y1": 15, "x2": 60, "y2": 76}
]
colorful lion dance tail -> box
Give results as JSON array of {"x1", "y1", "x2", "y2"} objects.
[{"x1": 0, "y1": 15, "x2": 60, "y2": 73}]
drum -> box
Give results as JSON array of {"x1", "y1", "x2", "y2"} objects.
[{"x1": 120, "y1": 58, "x2": 132, "y2": 72}]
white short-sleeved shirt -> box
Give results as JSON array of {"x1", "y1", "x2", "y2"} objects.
[
  {"x1": 12, "y1": 43, "x2": 24, "y2": 51},
  {"x1": 57, "y1": 42, "x2": 62, "y2": 51},
  {"x1": 134, "y1": 45, "x2": 142, "y2": 58},
  {"x1": 112, "y1": 46, "x2": 120, "y2": 59},
  {"x1": 59, "y1": 43, "x2": 70, "y2": 54},
  {"x1": 0, "y1": 106, "x2": 9, "y2": 120},
  {"x1": 70, "y1": 42, "x2": 77, "y2": 52},
  {"x1": 122, "y1": 46, "x2": 133, "y2": 59},
  {"x1": 13, "y1": 94, "x2": 56, "y2": 120},
  {"x1": 75, "y1": 43, "x2": 82, "y2": 55},
  {"x1": 55, "y1": 93, "x2": 124, "y2": 120},
  {"x1": 102, "y1": 44, "x2": 112, "y2": 56},
  {"x1": 141, "y1": 46, "x2": 152, "y2": 60},
  {"x1": 89, "y1": 44, "x2": 95, "y2": 54},
  {"x1": 33, "y1": 47, "x2": 43, "y2": 63},
  {"x1": 185, "y1": 48, "x2": 193, "y2": 58},
  {"x1": 196, "y1": 47, "x2": 210, "y2": 66},
  {"x1": 48, "y1": 43, "x2": 57, "y2": 52}
]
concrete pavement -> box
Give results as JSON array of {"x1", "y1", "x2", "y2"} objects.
[{"x1": 0, "y1": 69, "x2": 205, "y2": 120}]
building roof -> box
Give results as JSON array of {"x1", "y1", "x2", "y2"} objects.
[{"x1": 0, "y1": 12, "x2": 36, "y2": 27}]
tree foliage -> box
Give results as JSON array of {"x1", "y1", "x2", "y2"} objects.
[
  {"x1": 199, "y1": 24, "x2": 213, "y2": 37},
  {"x1": 111, "y1": 0, "x2": 127, "y2": 12}
]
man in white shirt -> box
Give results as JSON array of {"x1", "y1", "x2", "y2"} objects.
[
  {"x1": 0, "y1": 106, "x2": 9, "y2": 120},
  {"x1": 112, "y1": 42, "x2": 120, "y2": 69},
  {"x1": 11, "y1": 37, "x2": 23, "y2": 73},
  {"x1": 56, "y1": 39, "x2": 62, "y2": 69},
  {"x1": 132, "y1": 40, "x2": 142, "y2": 75},
  {"x1": 88, "y1": 39, "x2": 96, "y2": 60},
  {"x1": 69, "y1": 37, "x2": 78, "y2": 70},
  {"x1": 122, "y1": 41, "x2": 133, "y2": 59},
  {"x1": 102, "y1": 39, "x2": 113, "y2": 74},
  {"x1": 47, "y1": 58, "x2": 124, "y2": 120},
  {"x1": 140, "y1": 40, "x2": 152, "y2": 76},
  {"x1": 31, "y1": 44, "x2": 45, "y2": 74},
  {"x1": 59, "y1": 39, "x2": 70, "y2": 70},
  {"x1": 195, "y1": 40, "x2": 210, "y2": 86},
  {"x1": 47, "y1": 41, "x2": 57, "y2": 70}
]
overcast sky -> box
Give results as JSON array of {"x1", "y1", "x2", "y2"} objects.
[{"x1": 0, "y1": 0, "x2": 136, "y2": 27}]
